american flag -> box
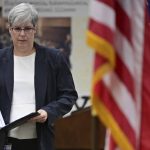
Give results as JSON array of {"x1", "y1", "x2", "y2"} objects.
[{"x1": 87, "y1": 0, "x2": 150, "y2": 150}]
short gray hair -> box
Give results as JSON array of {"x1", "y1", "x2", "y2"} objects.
[{"x1": 8, "y1": 3, "x2": 38, "y2": 27}]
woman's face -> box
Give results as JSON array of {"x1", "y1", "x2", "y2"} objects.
[{"x1": 9, "y1": 22, "x2": 36, "y2": 49}]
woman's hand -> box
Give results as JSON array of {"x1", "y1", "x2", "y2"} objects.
[{"x1": 30, "y1": 109, "x2": 48, "y2": 123}]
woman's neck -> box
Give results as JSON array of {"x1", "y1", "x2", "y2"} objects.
[{"x1": 14, "y1": 47, "x2": 35, "y2": 56}]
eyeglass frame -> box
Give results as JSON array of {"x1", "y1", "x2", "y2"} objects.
[{"x1": 10, "y1": 26, "x2": 36, "y2": 34}]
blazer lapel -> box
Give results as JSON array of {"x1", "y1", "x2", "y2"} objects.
[
  {"x1": 34, "y1": 44, "x2": 48, "y2": 109},
  {"x1": 4, "y1": 47, "x2": 14, "y2": 102}
]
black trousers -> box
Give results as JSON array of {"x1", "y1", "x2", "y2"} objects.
[{"x1": 7, "y1": 137, "x2": 38, "y2": 150}]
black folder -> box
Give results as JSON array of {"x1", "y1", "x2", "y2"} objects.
[
  {"x1": 0, "y1": 112, "x2": 40, "y2": 150},
  {"x1": 0, "y1": 112, "x2": 39, "y2": 132}
]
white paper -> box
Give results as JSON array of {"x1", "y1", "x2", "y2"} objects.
[{"x1": 0, "y1": 111, "x2": 5, "y2": 128}]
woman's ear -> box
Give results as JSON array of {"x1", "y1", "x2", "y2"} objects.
[{"x1": 8, "y1": 28, "x2": 12, "y2": 35}]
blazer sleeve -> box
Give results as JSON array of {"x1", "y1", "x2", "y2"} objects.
[{"x1": 42, "y1": 50, "x2": 78, "y2": 125}]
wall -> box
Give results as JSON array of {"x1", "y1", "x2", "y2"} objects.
[{"x1": 71, "y1": 17, "x2": 93, "y2": 97}]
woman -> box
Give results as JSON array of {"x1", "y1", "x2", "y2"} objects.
[{"x1": 0, "y1": 3, "x2": 78, "y2": 150}]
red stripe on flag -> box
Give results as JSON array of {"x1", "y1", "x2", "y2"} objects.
[
  {"x1": 109, "y1": 135, "x2": 117, "y2": 150},
  {"x1": 116, "y1": 1, "x2": 132, "y2": 45},
  {"x1": 115, "y1": 54, "x2": 135, "y2": 99},
  {"x1": 96, "y1": 0, "x2": 115, "y2": 8},
  {"x1": 94, "y1": 53, "x2": 135, "y2": 99},
  {"x1": 94, "y1": 53, "x2": 135, "y2": 100},
  {"x1": 89, "y1": 19, "x2": 114, "y2": 44},
  {"x1": 94, "y1": 53, "x2": 107, "y2": 71},
  {"x1": 94, "y1": 80, "x2": 136, "y2": 148}
]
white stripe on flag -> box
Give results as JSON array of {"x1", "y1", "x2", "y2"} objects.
[
  {"x1": 103, "y1": 72, "x2": 137, "y2": 131},
  {"x1": 115, "y1": 29, "x2": 135, "y2": 77},
  {"x1": 90, "y1": 0, "x2": 115, "y2": 31}
]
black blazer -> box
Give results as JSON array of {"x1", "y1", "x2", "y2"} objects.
[{"x1": 0, "y1": 43, "x2": 78, "y2": 150}]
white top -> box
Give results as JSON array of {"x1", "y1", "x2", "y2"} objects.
[{"x1": 8, "y1": 52, "x2": 37, "y2": 139}]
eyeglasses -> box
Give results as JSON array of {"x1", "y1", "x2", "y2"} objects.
[{"x1": 11, "y1": 26, "x2": 35, "y2": 34}]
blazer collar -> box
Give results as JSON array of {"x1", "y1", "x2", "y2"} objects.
[{"x1": 3, "y1": 46, "x2": 14, "y2": 101}]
